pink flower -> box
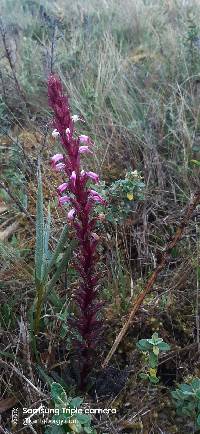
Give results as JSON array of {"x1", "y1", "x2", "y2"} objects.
[
  {"x1": 52, "y1": 129, "x2": 60, "y2": 138},
  {"x1": 51, "y1": 155, "x2": 65, "y2": 172},
  {"x1": 79, "y1": 146, "x2": 93, "y2": 154},
  {"x1": 57, "y1": 182, "x2": 68, "y2": 193},
  {"x1": 86, "y1": 171, "x2": 99, "y2": 183},
  {"x1": 51, "y1": 153, "x2": 63, "y2": 165},
  {"x1": 66, "y1": 128, "x2": 71, "y2": 140},
  {"x1": 70, "y1": 171, "x2": 76, "y2": 187},
  {"x1": 72, "y1": 114, "x2": 79, "y2": 122},
  {"x1": 54, "y1": 163, "x2": 65, "y2": 172},
  {"x1": 91, "y1": 232, "x2": 100, "y2": 241},
  {"x1": 79, "y1": 135, "x2": 90, "y2": 144},
  {"x1": 89, "y1": 190, "x2": 106, "y2": 204},
  {"x1": 67, "y1": 208, "x2": 76, "y2": 220},
  {"x1": 58, "y1": 195, "x2": 71, "y2": 206}
]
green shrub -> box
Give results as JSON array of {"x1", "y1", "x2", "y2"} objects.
[{"x1": 172, "y1": 378, "x2": 200, "y2": 428}]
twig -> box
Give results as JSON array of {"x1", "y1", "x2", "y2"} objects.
[
  {"x1": 26, "y1": 424, "x2": 38, "y2": 434},
  {"x1": 0, "y1": 126, "x2": 36, "y2": 174},
  {"x1": 158, "y1": 343, "x2": 197, "y2": 366},
  {"x1": 0, "y1": 19, "x2": 27, "y2": 104},
  {"x1": 0, "y1": 220, "x2": 20, "y2": 241},
  {"x1": 0, "y1": 427, "x2": 10, "y2": 434},
  {"x1": 0, "y1": 358, "x2": 48, "y2": 398},
  {"x1": 0, "y1": 181, "x2": 35, "y2": 225},
  {"x1": 102, "y1": 191, "x2": 200, "y2": 368}
]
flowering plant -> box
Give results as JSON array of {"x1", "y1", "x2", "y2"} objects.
[
  {"x1": 45, "y1": 382, "x2": 95, "y2": 434},
  {"x1": 48, "y1": 75, "x2": 105, "y2": 388},
  {"x1": 92, "y1": 171, "x2": 145, "y2": 224},
  {"x1": 137, "y1": 332, "x2": 170, "y2": 384}
]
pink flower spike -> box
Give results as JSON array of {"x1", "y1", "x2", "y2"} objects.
[
  {"x1": 51, "y1": 153, "x2": 63, "y2": 164},
  {"x1": 79, "y1": 135, "x2": 90, "y2": 144},
  {"x1": 70, "y1": 170, "x2": 77, "y2": 187},
  {"x1": 79, "y1": 146, "x2": 93, "y2": 154},
  {"x1": 89, "y1": 190, "x2": 106, "y2": 205},
  {"x1": 67, "y1": 208, "x2": 76, "y2": 220},
  {"x1": 55, "y1": 163, "x2": 65, "y2": 172},
  {"x1": 57, "y1": 182, "x2": 68, "y2": 193},
  {"x1": 58, "y1": 195, "x2": 71, "y2": 206},
  {"x1": 86, "y1": 171, "x2": 99, "y2": 183}
]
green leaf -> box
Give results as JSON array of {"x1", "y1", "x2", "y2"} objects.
[
  {"x1": 191, "y1": 378, "x2": 200, "y2": 391},
  {"x1": 36, "y1": 365, "x2": 54, "y2": 387},
  {"x1": 191, "y1": 159, "x2": 200, "y2": 167},
  {"x1": 149, "y1": 351, "x2": 158, "y2": 368},
  {"x1": 45, "y1": 426, "x2": 65, "y2": 434},
  {"x1": 70, "y1": 420, "x2": 82, "y2": 433},
  {"x1": 139, "y1": 373, "x2": 148, "y2": 380},
  {"x1": 149, "y1": 376, "x2": 160, "y2": 384},
  {"x1": 76, "y1": 413, "x2": 91, "y2": 424},
  {"x1": 171, "y1": 389, "x2": 185, "y2": 401},
  {"x1": 52, "y1": 412, "x2": 70, "y2": 425},
  {"x1": 45, "y1": 247, "x2": 72, "y2": 298},
  {"x1": 181, "y1": 406, "x2": 193, "y2": 417},
  {"x1": 42, "y1": 203, "x2": 51, "y2": 280},
  {"x1": 44, "y1": 204, "x2": 51, "y2": 258},
  {"x1": 60, "y1": 324, "x2": 68, "y2": 338},
  {"x1": 45, "y1": 239, "x2": 76, "y2": 302},
  {"x1": 152, "y1": 346, "x2": 159, "y2": 356},
  {"x1": 176, "y1": 407, "x2": 184, "y2": 416},
  {"x1": 136, "y1": 339, "x2": 151, "y2": 351},
  {"x1": 197, "y1": 414, "x2": 200, "y2": 427},
  {"x1": 48, "y1": 226, "x2": 69, "y2": 273},
  {"x1": 84, "y1": 427, "x2": 93, "y2": 434},
  {"x1": 35, "y1": 162, "x2": 44, "y2": 282},
  {"x1": 179, "y1": 384, "x2": 193, "y2": 395},
  {"x1": 0, "y1": 350, "x2": 23, "y2": 363},
  {"x1": 51, "y1": 382, "x2": 67, "y2": 406},
  {"x1": 57, "y1": 308, "x2": 69, "y2": 322},
  {"x1": 147, "y1": 333, "x2": 163, "y2": 345},
  {"x1": 186, "y1": 401, "x2": 196, "y2": 411},
  {"x1": 157, "y1": 342, "x2": 170, "y2": 351},
  {"x1": 69, "y1": 397, "x2": 83, "y2": 408},
  {"x1": 48, "y1": 289, "x2": 64, "y2": 309},
  {"x1": 1, "y1": 303, "x2": 12, "y2": 327},
  {"x1": 149, "y1": 368, "x2": 157, "y2": 378}
]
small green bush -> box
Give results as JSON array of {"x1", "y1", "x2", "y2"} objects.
[{"x1": 172, "y1": 378, "x2": 200, "y2": 428}]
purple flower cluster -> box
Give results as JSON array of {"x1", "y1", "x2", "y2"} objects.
[{"x1": 48, "y1": 75, "x2": 105, "y2": 387}]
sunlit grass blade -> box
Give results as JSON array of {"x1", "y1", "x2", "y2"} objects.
[{"x1": 35, "y1": 161, "x2": 44, "y2": 283}]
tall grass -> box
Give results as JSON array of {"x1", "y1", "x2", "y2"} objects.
[
  {"x1": 0, "y1": 1, "x2": 199, "y2": 262},
  {"x1": 1, "y1": 0, "x2": 200, "y2": 294}
]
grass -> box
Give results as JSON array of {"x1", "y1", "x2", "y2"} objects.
[{"x1": 0, "y1": 0, "x2": 200, "y2": 432}]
